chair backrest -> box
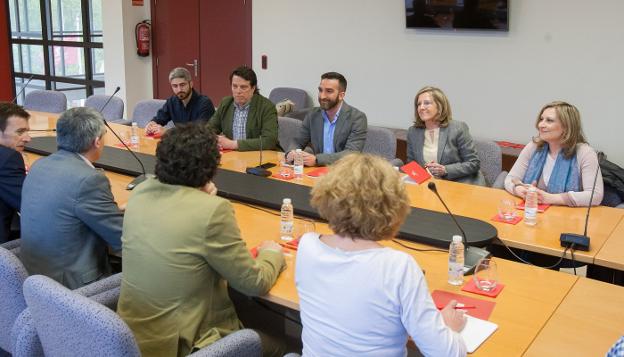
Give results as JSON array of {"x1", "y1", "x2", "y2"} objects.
[
  {"x1": 23, "y1": 90, "x2": 67, "y2": 113},
  {"x1": 23, "y1": 275, "x2": 141, "y2": 357},
  {"x1": 362, "y1": 126, "x2": 397, "y2": 161},
  {"x1": 0, "y1": 247, "x2": 28, "y2": 351},
  {"x1": 269, "y1": 87, "x2": 310, "y2": 111},
  {"x1": 474, "y1": 139, "x2": 503, "y2": 187},
  {"x1": 84, "y1": 95, "x2": 125, "y2": 121},
  {"x1": 278, "y1": 116, "x2": 303, "y2": 151},
  {"x1": 131, "y1": 99, "x2": 166, "y2": 128}
]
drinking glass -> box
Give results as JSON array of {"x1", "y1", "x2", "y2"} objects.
[
  {"x1": 473, "y1": 258, "x2": 498, "y2": 292},
  {"x1": 296, "y1": 219, "x2": 316, "y2": 240},
  {"x1": 498, "y1": 199, "x2": 516, "y2": 221},
  {"x1": 277, "y1": 152, "x2": 286, "y2": 166}
]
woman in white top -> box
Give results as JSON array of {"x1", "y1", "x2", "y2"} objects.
[
  {"x1": 504, "y1": 101, "x2": 603, "y2": 206},
  {"x1": 406, "y1": 86, "x2": 485, "y2": 186},
  {"x1": 295, "y1": 153, "x2": 467, "y2": 357}
]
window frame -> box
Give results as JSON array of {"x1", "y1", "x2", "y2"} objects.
[{"x1": 7, "y1": 0, "x2": 104, "y2": 103}]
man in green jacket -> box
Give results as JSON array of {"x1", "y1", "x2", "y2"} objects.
[
  {"x1": 117, "y1": 124, "x2": 285, "y2": 357},
  {"x1": 208, "y1": 66, "x2": 278, "y2": 151}
]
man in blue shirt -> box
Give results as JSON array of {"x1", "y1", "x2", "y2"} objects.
[
  {"x1": 286, "y1": 72, "x2": 367, "y2": 166},
  {"x1": 145, "y1": 67, "x2": 215, "y2": 135}
]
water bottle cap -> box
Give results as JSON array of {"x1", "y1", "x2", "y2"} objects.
[
  {"x1": 283, "y1": 198, "x2": 291, "y2": 204},
  {"x1": 131, "y1": 122, "x2": 138, "y2": 127},
  {"x1": 295, "y1": 149, "x2": 302, "y2": 152},
  {"x1": 452, "y1": 235, "x2": 463, "y2": 243}
]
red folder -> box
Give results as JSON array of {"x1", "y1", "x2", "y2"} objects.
[
  {"x1": 431, "y1": 290, "x2": 496, "y2": 320},
  {"x1": 401, "y1": 161, "x2": 431, "y2": 184},
  {"x1": 306, "y1": 167, "x2": 329, "y2": 178}
]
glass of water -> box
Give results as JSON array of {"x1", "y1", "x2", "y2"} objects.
[
  {"x1": 473, "y1": 258, "x2": 498, "y2": 292},
  {"x1": 498, "y1": 198, "x2": 516, "y2": 221}
]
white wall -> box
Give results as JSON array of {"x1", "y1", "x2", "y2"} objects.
[
  {"x1": 253, "y1": 0, "x2": 624, "y2": 165},
  {"x1": 103, "y1": 0, "x2": 152, "y2": 118}
]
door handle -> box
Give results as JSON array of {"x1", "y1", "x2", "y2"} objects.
[{"x1": 185, "y1": 59, "x2": 198, "y2": 77}]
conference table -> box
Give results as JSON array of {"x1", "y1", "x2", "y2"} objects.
[
  {"x1": 23, "y1": 111, "x2": 624, "y2": 356},
  {"x1": 524, "y1": 277, "x2": 624, "y2": 357}
]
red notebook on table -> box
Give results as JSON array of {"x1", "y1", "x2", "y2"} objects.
[
  {"x1": 401, "y1": 161, "x2": 431, "y2": 184},
  {"x1": 431, "y1": 290, "x2": 496, "y2": 320},
  {"x1": 306, "y1": 167, "x2": 329, "y2": 178}
]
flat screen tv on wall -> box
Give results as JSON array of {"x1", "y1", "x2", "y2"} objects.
[{"x1": 405, "y1": 0, "x2": 508, "y2": 31}]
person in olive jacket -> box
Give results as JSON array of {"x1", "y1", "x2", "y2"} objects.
[{"x1": 207, "y1": 66, "x2": 278, "y2": 151}]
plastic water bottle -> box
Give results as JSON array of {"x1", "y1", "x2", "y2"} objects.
[
  {"x1": 280, "y1": 198, "x2": 294, "y2": 241},
  {"x1": 448, "y1": 235, "x2": 465, "y2": 285},
  {"x1": 293, "y1": 149, "x2": 304, "y2": 179},
  {"x1": 524, "y1": 186, "x2": 538, "y2": 226},
  {"x1": 130, "y1": 122, "x2": 139, "y2": 149}
]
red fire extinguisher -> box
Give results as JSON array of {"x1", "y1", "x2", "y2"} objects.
[{"x1": 135, "y1": 20, "x2": 151, "y2": 57}]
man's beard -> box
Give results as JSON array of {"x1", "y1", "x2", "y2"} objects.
[
  {"x1": 177, "y1": 89, "x2": 192, "y2": 101},
  {"x1": 319, "y1": 97, "x2": 338, "y2": 110}
]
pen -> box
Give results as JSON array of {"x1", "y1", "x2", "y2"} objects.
[{"x1": 437, "y1": 305, "x2": 476, "y2": 310}]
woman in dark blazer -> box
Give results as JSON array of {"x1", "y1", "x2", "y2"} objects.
[{"x1": 407, "y1": 86, "x2": 485, "y2": 186}]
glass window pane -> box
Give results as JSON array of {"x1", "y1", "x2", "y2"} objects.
[
  {"x1": 11, "y1": 0, "x2": 43, "y2": 39},
  {"x1": 89, "y1": 0, "x2": 102, "y2": 43},
  {"x1": 50, "y1": 0, "x2": 84, "y2": 42},
  {"x1": 52, "y1": 46, "x2": 85, "y2": 78},
  {"x1": 12, "y1": 44, "x2": 46, "y2": 75},
  {"x1": 93, "y1": 86, "x2": 105, "y2": 96},
  {"x1": 91, "y1": 48, "x2": 104, "y2": 78}
]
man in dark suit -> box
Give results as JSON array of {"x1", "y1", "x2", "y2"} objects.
[
  {"x1": 20, "y1": 107, "x2": 123, "y2": 289},
  {"x1": 145, "y1": 67, "x2": 216, "y2": 135},
  {"x1": 0, "y1": 102, "x2": 31, "y2": 243},
  {"x1": 286, "y1": 72, "x2": 367, "y2": 166}
]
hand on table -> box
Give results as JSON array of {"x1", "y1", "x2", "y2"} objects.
[
  {"x1": 301, "y1": 151, "x2": 317, "y2": 166},
  {"x1": 144, "y1": 121, "x2": 164, "y2": 135},
  {"x1": 257, "y1": 240, "x2": 284, "y2": 255},
  {"x1": 425, "y1": 161, "x2": 446, "y2": 177},
  {"x1": 218, "y1": 135, "x2": 238, "y2": 150},
  {"x1": 511, "y1": 179, "x2": 536, "y2": 199},
  {"x1": 441, "y1": 300, "x2": 467, "y2": 332},
  {"x1": 285, "y1": 150, "x2": 316, "y2": 166}
]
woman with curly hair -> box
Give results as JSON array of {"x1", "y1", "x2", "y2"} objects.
[{"x1": 295, "y1": 153, "x2": 467, "y2": 356}]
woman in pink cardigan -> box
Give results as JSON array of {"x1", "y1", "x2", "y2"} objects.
[{"x1": 504, "y1": 101, "x2": 603, "y2": 207}]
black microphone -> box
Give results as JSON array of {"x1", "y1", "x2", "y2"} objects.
[
  {"x1": 245, "y1": 135, "x2": 273, "y2": 177},
  {"x1": 559, "y1": 151, "x2": 602, "y2": 251},
  {"x1": 12, "y1": 74, "x2": 35, "y2": 103},
  {"x1": 98, "y1": 87, "x2": 148, "y2": 190},
  {"x1": 427, "y1": 181, "x2": 491, "y2": 274}
]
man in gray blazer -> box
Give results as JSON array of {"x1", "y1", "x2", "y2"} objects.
[
  {"x1": 21, "y1": 107, "x2": 123, "y2": 289},
  {"x1": 286, "y1": 72, "x2": 367, "y2": 166}
]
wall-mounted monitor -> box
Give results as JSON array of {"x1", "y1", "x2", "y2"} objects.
[{"x1": 405, "y1": 0, "x2": 508, "y2": 31}]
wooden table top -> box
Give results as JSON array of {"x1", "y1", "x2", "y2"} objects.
[
  {"x1": 72, "y1": 166, "x2": 582, "y2": 356},
  {"x1": 399, "y1": 179, "x2": 624, "y2": 264},
  {"x1": 217, "y1": 149, "x2": 624, "y2": 264},
  {"x1": 524, "y1": 277, "x2": 624, "y2": 357},
  {"x1": 594, "y1": 217, "x2": 624, "y2": 270},
  {"x1": 25, "y1": 110, "x2": 624, "y2": 268}
]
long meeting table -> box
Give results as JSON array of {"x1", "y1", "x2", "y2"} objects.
[{"x1": 23, "y1": 111, "x2": 624, "y2": 356}]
